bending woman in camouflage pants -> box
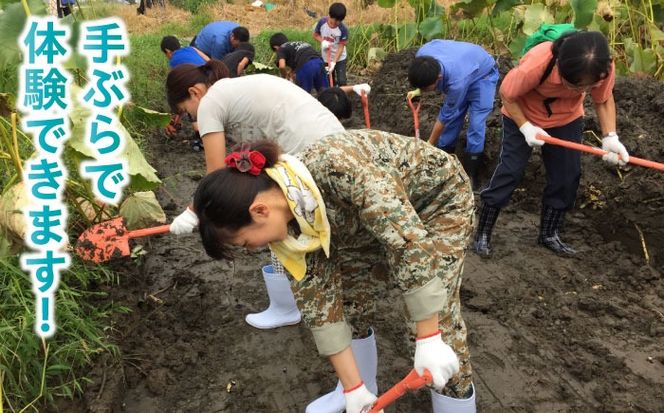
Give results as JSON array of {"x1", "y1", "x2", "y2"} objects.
[{"x1": 192, "y1": 130, "x2": 476, "y2": 413}]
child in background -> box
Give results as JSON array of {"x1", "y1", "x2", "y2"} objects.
[
  {"x1": 317, "y1": 84, "x2": 371, "y2": 120},
  {"x1": 58, "y1": 0, "x2": 75, "y2": 17},
  {"x1": 221, "y1": 42, "x2": 255, "y2": 77},
  {"x1": 313, "y1": 2, "x2": 349, "y2": 86},
  {"x1": 408, "y1": 40, "x2": 499, "y2": 192},
  {"x1": 270, "y1": 33, "x2": 328, "y2": 93},
  {"x1": 160, "y1": 36, "x2": 208, "y2": 68},
  {"x1": 192, "y1": 22, "x2": 249, "y2": 60}
]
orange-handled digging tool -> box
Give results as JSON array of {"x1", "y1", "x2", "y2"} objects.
[
  {"x1": 537, "y1": 134, "x2": 664, "y2": 172},
  {"x1": 76, "y1": 217, "x2": 170, "y2": 263},
  {"x1": 361, "y1": 90, "x2": 371, "y2": 128},
  {"x1": 407, "y1": 96, "x2": 421, "y2": 140},
  {"x1": 361, "y1": 369, "x2": 433, "y2": 413}
]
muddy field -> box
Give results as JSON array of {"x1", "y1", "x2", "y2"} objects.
[{"x1": 53, "y1": 51, "x2": 664, "y2": 412}]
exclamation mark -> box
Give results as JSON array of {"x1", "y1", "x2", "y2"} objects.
[{"x1": 41, "y1": 296, "x2": 50, "y2": 334}]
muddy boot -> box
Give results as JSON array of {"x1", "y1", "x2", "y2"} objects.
[
  {"x1": 305, "y1": 329, "x2": 378, "y2": 413},
  {"x1": 431, "y1": 384, "x2": 476, "y2": 413},
  {"x1": 463, "y1": 152, "x2": 483, "y2": 194},
  {"x1": 244, "y1": 265, "x2": 301, "y2": 329},
  {"x1": 473, "y1": 203, "x2": 500, "y2": 257},
  {"x1": 537, "y1": 205, "x2": 576, "y2": 256}
]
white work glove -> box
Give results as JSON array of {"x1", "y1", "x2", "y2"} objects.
[
  {"x1": 170, "y1": 207, "x2": 199, "y2": 235},
  {"x1": 327, "y1": 61, "x2": 336, "y2": 73},
  {"x1": 321, "y1": 40, "x2": 332, "y2": 50},
  {"x1": 519, "y1": 121, "x2": 547, "y2": 147},
  {"x1": 601, "y1": 132, "x2": 629, "y2": 166},
  {"x1": 352, "y1": 83, "x2": 371, "y2": 96},
  {"x1": 407, "y1": 88, "x2": 421, "y2": 100},
  {"x1": 344, "y1": 383, "x2": 381, "y2": 413},
  {"x1": 414, "y1": 331, "x2": 460, "y2": 391}
]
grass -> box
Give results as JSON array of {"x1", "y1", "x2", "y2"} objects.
[{"x1": 0, "y1": 258, "x2": 128, "y2": 412}]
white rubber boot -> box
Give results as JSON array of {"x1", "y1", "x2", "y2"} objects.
[
  {"x1": 305, "y1": 329, "x2": 378, "y2": 413},
  {"x1": 431, "y1": 383, "x2": 476, "y2": 413},
  {"x1": 245, "y1": 265, "x2": 301, "y2": 329}
]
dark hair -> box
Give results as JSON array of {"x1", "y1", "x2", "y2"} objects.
[
  {"x1": 269, "y1": 33, "x2": 288, "y2": 49},
  {"x1": 161, "y1": 35, "x2": 181, "y2": 53},
  {"x1": 550, "y1": 31, "x2": 612, "y2": 85},
  {"x1": 237, "y1": 42, "x2": 255, "y2": 56},
  {"x1": 329, "y1": 2, "x2": 346, "y2": 20},
  {"x1": 408, "y1": 56, "x2": 441, "y2": 88},
  {"x1": 166, "y1": 60, "x2": 230, "y2": 112},
  {"x1": 318, "y1": 87, "x2": 352, "y2": 119},
  {"x1": 194, "y1": 141, "x2": 282, "y2": 260},
  {"x1": 232, "y1": 26, "x2": 250, "y2": 42}
]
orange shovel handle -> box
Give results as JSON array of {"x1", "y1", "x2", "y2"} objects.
[
  {"x1": 366, "y1": 369, "x2": 432, "y2": 413},
  {"x1": 127, "y1": 224, "x2": 171, "y2": 239},
  {"x1": 361, "y1": 91, "x2": 371, "y2": 128},
  {"x1": 537, "y1": 134, "x2": 664, "y2": 172},
  {"x1": 407, "y1": 97, "x2": 421, "y2": 140}
]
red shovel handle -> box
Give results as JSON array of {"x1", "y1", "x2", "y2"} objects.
[
  {"x1": 127, "y1": 224, "x2": 171, "y2": 239},
  {"x1": 365, "y1": 369, "x2": 433, "y2": 413},
  {"x1": 537, "y1": 134, "x2": 664, "y2": 172},
  {"x1": 361, "y1": 91, "x2": 371, "y2": 128},
  {"x1": 407, "y1": 97, "x2": 421, "y2": 140}
]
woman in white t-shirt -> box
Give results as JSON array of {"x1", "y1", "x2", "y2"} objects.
[{"x1": 165, "y1": 59, "x2": 345, "y2": 330}]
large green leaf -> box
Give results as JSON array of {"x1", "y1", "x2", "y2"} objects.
[
  {"x1": 408, "y1": 0, "x2": 444, "y2": 22},
  {"x1": 367, "y1": 47, "x2": 386, "y2": 62},
  {"x1": 0, "y1": 181, "x2": 27, "y2": 240},
  {"x1": 0, "y1": 0, "x2": 20, "y2": 9},
  {"x1": 492, "y1": 0, "x2": 521, "y2": 16},
  {"x1": 377, "y1": 0, "x2": 396, "y2": 8},
  {"x1": 629, "y1": 46, "x2": 657, "y2": 75},
  {"x1": 419, "y1": 16, "x2": 445, "y2": 40},
  {"x1": 451, "y1": 0, "x2": 490, "y2": 18},
  {"x1": 508, "y1": 34, "x2": 527, "y2": 60},
  {"x1": 523, "y1": 4, "x2": 554, "y2": 35},
  {"x1": 571, "y1": 0, "x2": 597, "y2": 28},
  {"x1": 648, "y1": 23, "x2": 664, "y2": 41},
  {"x1": 59, "y1": 15, "x2": 87, "y2": 75},
  {"x1": 246, "y1": 62, "x2": 277, "y2": 75},
  {"x1": 68, "y1": 89, "x2": 162, "y2": 191},
  {"x1": 396, "y1": 22, "x2": 418, "y2": 49},
  {"x1": 125, "y1": 105, "x2": 171, "y2": 129},
  {"x1": 587, "y1": 12, "x2": 610, "y2": 35},
  {"x1": 0, "y1": 0, "x2": 46, "y2": 66},
  {"x1": 654, "y1": 5, "x2": 664, "y2": 24},
  {"x1": 118, "y1": 191, "x2": 166, "y2": 230}
]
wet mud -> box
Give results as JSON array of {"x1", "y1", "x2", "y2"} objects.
[{"x1": 52, "y1": 50, "x2": 664, "y2": 412}]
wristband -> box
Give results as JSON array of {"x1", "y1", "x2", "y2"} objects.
[
  {"x1": 416, "y1": 330, "x2": 441, "y2": 340},
  {"x1": 343, "y1": 381, "x2": 364, "y2": 393}
]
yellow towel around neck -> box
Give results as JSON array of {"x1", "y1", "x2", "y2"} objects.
[{"x1": 265, "y1": 154, "x2": 330, "y2": 281}]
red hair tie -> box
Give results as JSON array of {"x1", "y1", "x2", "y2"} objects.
[{"x1": 225, "y1": 149, "x2": 266, "y2": 176}]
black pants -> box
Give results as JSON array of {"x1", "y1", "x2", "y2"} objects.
[
  {"x1": 332, "y1": 59, "x2": 347, "y2": 86},
  {"x1": 57, "y1": 0, "x2": 72, "y2": 17},
  {"x1": 480, "y1": 116, "x2": 584, "y2": 211}
]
